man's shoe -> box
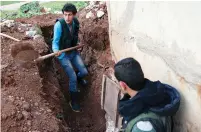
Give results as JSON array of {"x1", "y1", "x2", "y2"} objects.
[
  {"x1": 69, "y1": 92, "x2": 81, "y2": 112},
  {"x1": 69, "y1": 101, "x2": 81, "y2": 112}
]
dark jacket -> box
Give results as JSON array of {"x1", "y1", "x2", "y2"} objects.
[
  {"x1": 56, "y1": 17, "x2": 79, "y2": 50},
  {"x1": 118, "y1": 79, "x2": 180, "y2": 127}
]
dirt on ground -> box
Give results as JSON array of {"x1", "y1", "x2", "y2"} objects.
[{"x1": 1, "y1": 2, "x2": 114, "y2": 132}]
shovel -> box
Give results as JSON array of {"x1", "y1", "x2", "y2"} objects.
[
  {"x1": 34, "y1": 44, "x2": 84, "y2": 62},
  {"x1": 1, "y1": 33, "x2": 85, "y2": 68}
]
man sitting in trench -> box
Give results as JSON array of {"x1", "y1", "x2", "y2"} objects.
[
  {"x1": 114, "y1": 57, "x2": 180, "y2": 132},
  {"x1": 52, "y1": 3, "x2": 88, "y2": 112}
]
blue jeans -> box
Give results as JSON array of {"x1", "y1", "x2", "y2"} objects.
[{"x1": 58, "y1": 50, "x2": 88, "y2": 92}]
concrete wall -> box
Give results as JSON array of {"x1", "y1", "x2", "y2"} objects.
[{"x1": 107, "y1": 1, "x2": 201, "y2": 132}]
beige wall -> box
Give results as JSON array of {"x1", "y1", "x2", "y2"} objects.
[{"x1": 107, "y1": 1, "x2": 201, "y2": 132}]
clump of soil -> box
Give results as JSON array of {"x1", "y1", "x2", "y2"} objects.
[
  {"x1": 1, "y1": 1, "x2": 114, "y2": 132},
  {"x1": 14, "y1": 50, "x2": 39, "y2": 62}
]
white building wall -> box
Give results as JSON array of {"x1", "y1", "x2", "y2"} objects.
[{"x1": 107, "y1": 1, "x2": 201, "y2": 132}]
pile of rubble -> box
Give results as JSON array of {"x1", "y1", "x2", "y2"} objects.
[
  {"x1": 1, "y1": 20, "x2": 43, "y2": 40},
  {"x1": 85, "y1": 1, "x2": 106, "y2": 19}
]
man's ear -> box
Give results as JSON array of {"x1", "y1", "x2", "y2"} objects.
[{"x1": 119, "y1": 81, "x2": 127, "y2": 90}]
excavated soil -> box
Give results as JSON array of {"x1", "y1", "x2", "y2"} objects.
[
  {"x1": 1, "y1": 2, "x2": 114, "y2": 132},
  {"x1": 14, "y1": 50, "x2": 39, "y2": 62},
  {"x1": 1, "y1": 32, "x2": 66, "y2": 132}
]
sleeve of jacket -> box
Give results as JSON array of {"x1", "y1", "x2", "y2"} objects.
[
  {"x1": 52, "y1": 21, "x2": 65, "y2": 59},
  {"x1": 131, "y1": 121, "x2": 156, "y2": 132}
]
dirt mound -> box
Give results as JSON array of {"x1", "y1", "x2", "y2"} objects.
[
  {"x1": 15, "y1": 13, "x2": 62, "y2": 27},
  {"x1": 78, "y1": 2, "x2": 109, "y2": 51},
  {"x1": 1, "y1": 24, "x2": 67, "y2": 132}
]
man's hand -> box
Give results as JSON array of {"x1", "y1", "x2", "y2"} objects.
[
  {"x1": 77, "y1": 47, "x2": 83, "y2": 52},
  {"x1": 55, "y1": 51, "x2": 62, "y2": 57},
  {"x1": 77, "y1": 43, "x2": 84, "y2": 52}
]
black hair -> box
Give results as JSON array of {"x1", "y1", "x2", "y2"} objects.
[
  {"x1": 114, "y1": 57, "x2": 145, "y2": 91},
  {"x1": 62, "y1": 3, "x2": 77, "y2": 15}
]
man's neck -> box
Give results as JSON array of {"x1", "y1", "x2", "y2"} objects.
[
  {"x1": 128, "y1": 90, "x2": 138, "y2": 98},
  {"x1": 68, "y1": 22, "x2": 73, "y2": 26}
]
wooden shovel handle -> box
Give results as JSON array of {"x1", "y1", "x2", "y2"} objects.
[
  {"x1": 0, "y1": 33, "x2": 20, "y2": 42},
  {"x1": 35, "y1": 44, "x2": 85, "y2": 62}
]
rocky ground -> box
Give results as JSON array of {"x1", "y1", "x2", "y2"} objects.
[{"x1": 1, "y1": 2, "x2": 115, "y2": 132}]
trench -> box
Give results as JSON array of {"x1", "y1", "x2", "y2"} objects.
[{"x1": 37, "y1": 25, "x2": 108, "y2": 131}]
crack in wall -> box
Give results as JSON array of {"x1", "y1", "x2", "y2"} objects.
[{"x1": 134, "y1": 32, "x2": 201, "y2": 85}]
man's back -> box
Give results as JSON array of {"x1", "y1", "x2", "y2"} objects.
[
  {"x1": 126, "y1": 112, "x2": 172, "y2": 132},
  {"x1": 118, "y1": 79, "x2": 180, "y2": 132},
  {"x1": 114, "y1": 58, "x2": 180, "y2": 132}
]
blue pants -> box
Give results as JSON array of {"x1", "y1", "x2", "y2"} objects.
[{"x1": 58, "y1": 50, "x2": 88, "y2": 92}]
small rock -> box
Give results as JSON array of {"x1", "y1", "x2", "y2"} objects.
[
  {"x1": 1, "y1": 20, "x2": 15, "y2": 27},
  {"x1": 1, "y1": 114, "x2": 7, "y2": 120},
  {"x1": 44, "y1": 7, "x2": 51, "y2": 12},
  {"x1": 26, "y1": 30, "x2": 37, "y2": 38},
  {"x1": 89, "y1": 1, "x2": 95, "y2": 6},
  {"x1": 97, "y1": 10, "x2": 104, "y2": 18},
  {"x1": 22, "y1": 127, "x2": 27, "y2": 132},
  {"x1": 22, "y1": 111, "x2": 31, "y2": 119},
  {"x1": 54, "y1": 11, "x2": 62, "y2": 14},
  {"x1": 29, "y1": 25, "x2": 42, "y2": 35},
  {"x1": 16, "y1": 97, "x2": 19, "y2": 100},
  {"x1": 33, "y1": 34, "x2": 42, "y2": 40},
  {"x1": 34, "y1": 102, "x2": 39, "y2": 107},
  {"x1": 47, "y1": 109, "x2": 52, "y2": 113},
  {"x1": 22, "y1": 102, "x2": 31, "y2": 111},
  {"x1": 11, "y1": 110, "x2": 16, "y2": 116},
  {"x1": 13, "y1": 66, "x2": 17, "y2": 70},
  {"x1": 99, "y1": 1, "x2": 106, "y2": 5},
  {"x1": 20, "y1": 97, "x2": 24, "y2": 100},
  {"x1": 20, "y1": 24, "x2": 26, "y2": 27},
  {"x1": 18, "y1": 101, "x2": 23, "y2": 106},
  {"x1": 35, "y1": 111, "x2": 41, "y2": 115},
  {"x1": 27, "y1": 120, "x2": 31, "y2": 126},
  {"x1": 7, "y1": 23, "x2": 15, "y2": 28},
  {"x1": 86, "y1": 11, "x2": 95, "y2": 19},
  {"x1": 19, "y1": 29, "x2": 25, "y2": 33},
  {"x1": 1, "y1": 64, "x2": 8, "y2": 70},
  {"x1": 8, "y1": 96, "x2": 14, "y2": 103},
  {"x1": 16, "y1": 122, "x2": 21, "y2": 126},
  {"x1": 94, "y1": 8, "x2": 99, "y2": 11},
  {"x1": 7, "y1": 72, "x2": 13, "y2": 77},
  {"x1": 16, "y1": 113, "x2": 23, "y2": 120},
  {"x1": 85, "y1": 5, "x2": 92, "y2": 10}
]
